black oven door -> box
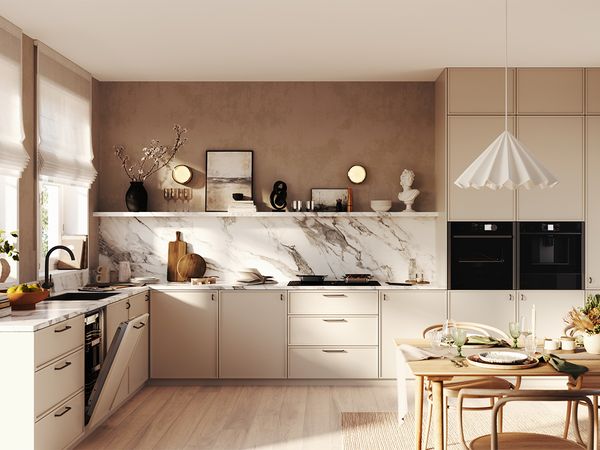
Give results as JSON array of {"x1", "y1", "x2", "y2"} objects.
[
  {"x1": 518, "y1": 222, "x2": 583, "y2": 289},
  {"x1": 449, "y1": 222, "x2": 515, "y2": 290}
]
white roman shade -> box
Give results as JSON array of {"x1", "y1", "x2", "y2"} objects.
[
  {"x1": 0, "y1": 17, "x2": 28, "y2": 178},
  {"x1": 37, "y1": 42, "x2": 97, "y2": 188}
]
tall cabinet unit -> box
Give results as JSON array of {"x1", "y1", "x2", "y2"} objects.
[{"x1": 586, "y1": 116, "x2": 600, "y2": 287}]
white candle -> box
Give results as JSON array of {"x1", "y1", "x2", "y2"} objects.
[{"x1": 532, "y1": 304, "x2": 536, "y2": 338}]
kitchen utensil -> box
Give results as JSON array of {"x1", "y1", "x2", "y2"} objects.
[
  {"x1": 544, "y1": 338, "x2": 561, "y2": 351},
  {"x1": 479, "y1": 351, "x2": 529, "y2": 364},
  {"x1": 232, "y1": 193, "x2": 244, "y2": 201},
  {"x1": 130, "y1": 276, "x2": 160, "y2": 284},
  {"x1": 466, "y1": 354, "x2": 539, "y2": 370},
  {"x1": 167, "y1": 231, "x2": 188, "y2": 282},
  {"x1": 96, "y1": 265, "x2": 110, "y2": 284},
  {"x1": 177, "y1": 253, "x2": 207, "y2": 280},
  {"x1": 191, "y1": 277, "x2": 218, "y2": 285},
  {"x1": 370, "y1": 200, "x2": 392, "y2": 212},
  {"x1": 7, "y1": 290, "x2": 49, "y2": 310},
  {"x1": 296, "y1": 274, "x2": 326, "y2": 283},
  {"x1": 118, "y1": 261, "x2": 131, "y2": 282},
  {"x1": 344, "y1": 273, "x2": 373, "y2": 284}
]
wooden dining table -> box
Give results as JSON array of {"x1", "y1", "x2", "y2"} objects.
[{"x1": 396, "y1": 338, "x2": 600, "y2": 450}]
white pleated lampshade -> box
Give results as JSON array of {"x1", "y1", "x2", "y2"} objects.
[{"x1": 454, "y1": 130, "x2": 559, "y2": 190}]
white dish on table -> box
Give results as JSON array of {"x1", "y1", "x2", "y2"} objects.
[
  {"x1": 478, "y1": 351, "x2": 529, "y2": 365},
  {"x1": 467, "y1": 354, "x2": 539, "y2": 370}
]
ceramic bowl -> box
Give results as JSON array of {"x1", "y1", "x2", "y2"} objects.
[
  {"x1": 7, "y1": 290, "x2": 49, "y2": 310},
  {"x1": 370, "y1": 200, "x2": 392, "y2": 212}
]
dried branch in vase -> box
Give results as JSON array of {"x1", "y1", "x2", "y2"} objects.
[{"x1": 114, "y1": 124, "x2": 188, "y2": 182}]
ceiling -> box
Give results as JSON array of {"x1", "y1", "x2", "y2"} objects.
[{"x1": 0, "y1": 0, "x2": 599, "y2": 81}]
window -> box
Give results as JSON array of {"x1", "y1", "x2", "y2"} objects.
[{"x1": 36, "y1": 42, "x2": 95, "y2": 272}]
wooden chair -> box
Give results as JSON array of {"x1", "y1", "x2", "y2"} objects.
[
  {"x1": 421, "y1": 322, "x2": 521, "y2": 449},
  {"x1": 458, "y1": 389, "x2": 598, "y2": 450}
]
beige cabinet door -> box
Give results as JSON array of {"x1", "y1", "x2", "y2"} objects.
[
  {"x1": 517, "y1": 68, "x2": 584, "y2": 114},
  {"x1": 219, "y1": 291, "x2": 287, "y2": 378},
  {"x1": 448, "y1": 116, "x2": 516, "y2": 220},
  {"x1": 150, "y1": 290, "x2": 218, "y2": 378},
  {"x1": 380, "y1": 290, "x2": 447, "y2": 378},
  {"x1": 105, "y1": 299, "x2": 129, "y2": 408},
  {"x1": 448, "y1": 68, "x2": 515, "y2": 115},
  {"x1": 448, "y1": 291, "x2": 516, "y2": 333},
  {"x1": 517, "y1": 291, "x2": 584, "y2": 339},
  {"x1": 516, "y1": 116, "x2": 584, "y2": 221},
  {"x1": 128, "y1": 295, "x2": 149, "y2": 393},
  {"x1": 587, "y1": 117, "x2": 600, "y2": 288},
  {"x1": 587, "y1": 69, "x2": 600, "y2": 114}
]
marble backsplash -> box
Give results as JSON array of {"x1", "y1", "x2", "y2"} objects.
[{"x1": 98, "y1": 215, "x2": 441, "y2": 284}]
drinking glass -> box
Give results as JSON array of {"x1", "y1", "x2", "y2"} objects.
[
  {"x1": 524, "y1": 334, "x2": 537, "y2": 358},
  {"x1": 442, "y1": 319, "x2": 456, "y2": 346},
  {"x1": 509, "y1": 321, "x2": 521, "y2": 348},
  {"x1": 163, "y1": 188, "x2": 171, "y2": 211},
  {"x1": 429, "y1": 330, "x2": 443, "y2": 352},
  {"x1": 451, "y1": 328, "x2": 468, "y2": 358},
  {"x1": 183, "y1": 189, "x2": 190, "y2": 211}
]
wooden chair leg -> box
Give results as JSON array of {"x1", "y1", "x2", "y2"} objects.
[
  {"x1": 594, "y1": 395, "x2": 598, "y2": 450},
  {"x1": 424, "y1": 402, "x2": 433, "y2": 449},
  {"x1": 564, "y1": 400, "x2": 572, "y2": 439},
  {"x1": 572, "y1": 400, "x2": 584, "y2": 445},
  {"x1": 497, "y1": 399, "x2": 504, "y2": 434},
  {"x1": 444, "y1": 396, "x2": 449, "y2": 450}
]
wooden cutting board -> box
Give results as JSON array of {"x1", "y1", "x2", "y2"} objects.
[
  {"x1": 167, "y1": 231, "x2": 188, "y2": 282},
  {"x1": 177, "y1": 253, "x2": 207, "y2": 280}
]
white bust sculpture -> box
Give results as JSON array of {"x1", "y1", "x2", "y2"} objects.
[{"x1": 398, "y1": 169, "x2": 420, "y2": 212}]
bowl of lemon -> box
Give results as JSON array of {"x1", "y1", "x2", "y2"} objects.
[{"x1": 6, "y1": 283, "x2": 49, "y2": 310}]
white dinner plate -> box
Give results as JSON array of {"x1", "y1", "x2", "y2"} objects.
[
  {"x1": 467, "y1": 354, "x2": 539, "y2": 370},
  {"x1": 478, "y1": 351, "x2": 528, "y2": 364}
]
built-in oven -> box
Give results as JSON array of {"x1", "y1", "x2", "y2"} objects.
[
  {"x1": 518, "y1": 222, "x2": 584, "y2": 290},
  {"x1": 448, "y1": 222, "x2": 515, "y2": 290},
  {"x1": 84, "y1": 308, "x2": 104, "y2": 413}
]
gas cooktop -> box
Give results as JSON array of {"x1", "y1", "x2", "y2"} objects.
[{"x1": 287, "y1": 280, "x2": 381, "y2": 287}]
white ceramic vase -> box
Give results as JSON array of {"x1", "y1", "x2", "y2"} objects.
[{"x1": 583, "y1": 334, "x2": 600, "y2": 354}]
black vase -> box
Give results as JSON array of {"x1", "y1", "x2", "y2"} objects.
[{"x1": 125, "y1": 181, "x2": 148, "y2": 212}]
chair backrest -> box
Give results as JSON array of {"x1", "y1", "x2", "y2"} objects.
[
  {"x1": 422, "y1": 322, "x2": 510, "y2": 341},
  {"x1": 458, "y1": 389, "x2": 600, "y2": 450}
]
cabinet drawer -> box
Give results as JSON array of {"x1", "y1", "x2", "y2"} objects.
[
  {"x1": 35, "y1": 316, "x2": 84, "y2": 368},
  {"x1": 35, "y1": 390, "x2": 84, "y2": 450},
  {"x1": 35, "y1": 348, "x2": 84, "y2": 418},
  {"x1": 288, "y1": 291, "x2": 378, "y2": 315},
  {"x1": 288, "y1": 347, "x2": 378, "y2": 379},
  {"x1": 289, "y1": 317, "x2": 378, "y2": 346},
  {"x1": 129, "y1": 292, "x2": 149, "y2": 318}
]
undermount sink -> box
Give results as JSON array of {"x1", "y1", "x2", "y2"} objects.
[{"x1": 47, "y1": 292, "x2": 120, "y2": 301}]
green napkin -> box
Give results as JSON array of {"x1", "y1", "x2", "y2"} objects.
[
  {"x1": 544, "y1": 354, "x2": 589, "y2": 380},
  {"x1": 465, "y1": 335, "x2": 510, "y2": 347}
]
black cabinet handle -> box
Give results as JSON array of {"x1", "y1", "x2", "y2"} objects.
[
  {"x1": 133, "y1": 322, "x2": 146, "y2": 329},
  {"x1": 54, "y1": 406, "x2": 72, "y2": 417},
  {"x1": 54, "y1": 361, "x2": 72, "y2": 371},
  {"x1": 54, "y1": 325, "x2": 71, "y2": 333}
]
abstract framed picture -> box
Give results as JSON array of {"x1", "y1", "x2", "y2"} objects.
[
  {"x1": 205, "y1": 150, "x2": 253, "y2": 212},
  {"x1": 311, "y1": 188, "x2": 349, "y2": 212}
]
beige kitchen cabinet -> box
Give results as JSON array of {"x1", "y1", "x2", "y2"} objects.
[
  {"x1": 380, "y1": 290, "x2": 447, "y2": 378},
  {"x1": 587, "y1": 117, "x2": 600, "y2": 288},
  {"x1": 448, "y1": 68, "x2": 515, "y2": 115},
  {"x1": 105, "y1": 298, "x2": 130, "y2": 409},
  {"x1": 587, "y1": 69, "x2": 600, "y2": 114},
  {"x1": 219, "y1": 290, "x2": 287, "y2": 378},
  {"x1": 517, "y1": 68, "x2": 584, "y2": 114},
  {"x1": 517, "y1": 291, "x2": 584, "y2": 339},
  {"x1": 448, "y1": 116, "x2": 516, "y2": 220},
  {"x1": 448, "y1": 291, "x2": 516, "y2": 333},
  {"x1": 128, "y1": 293, "x2": 149, "y2": 392},
  {"x1": 150, "y1": 290, "x2": 218, "y2": 378},
  {"x1": 516, "y1": 116, "x2": 584, "y2": 221}
]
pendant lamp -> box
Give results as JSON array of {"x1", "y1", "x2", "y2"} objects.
[{"x1": 454, "y1": 0, "x2": 558, "y2": 190}]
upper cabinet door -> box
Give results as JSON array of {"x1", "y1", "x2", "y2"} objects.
[
  {"x1": 516, "y1": 116, "x2": 584, "y2": 221},
  {"x1": 448, "y1": 68, "x2": 515, "y2": 115},
  {"x1": 517, "y1": 68, "x2": 584, "y2": 114},
  {"x1": 587, "y1": 117, "x2": 600, "y2": 288},
  {"x1": 448, "y1": 116, "x2": 516, "y2": 221},
  {"x1": 587, "y1": 69, "x2": 600, "y2": 114}
]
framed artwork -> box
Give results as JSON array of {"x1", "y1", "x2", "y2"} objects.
[
  {"x1": 205, "y1": 150, "x2": 253, "y2": 212},
  {"x1": 311, "y1": 188, "x2": 349, "y2": 212}
]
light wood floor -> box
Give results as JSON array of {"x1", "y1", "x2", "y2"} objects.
[{"x1": 76, "y1": 384, "x2": 398, "y2": 450}]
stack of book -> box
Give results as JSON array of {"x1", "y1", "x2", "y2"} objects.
[
  {"x1": 237, "y1": 268, "x2": 277, "y2": 285},
  {"x1": 228, "y1": 200, "x2": 257, "y2": 214},
  {"x1": 0, "y1": 296, "x2": 11, "y2": 318}
]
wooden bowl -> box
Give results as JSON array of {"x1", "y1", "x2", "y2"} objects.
[{"x1": 7, "y1": 290, "x2": 49, "y2": 310}]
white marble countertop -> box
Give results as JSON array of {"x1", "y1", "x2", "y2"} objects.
[
  {"x1": 93, "y1": 211, "x2": 440, "y2": 218},
  {"x1": 0, "y1": 282, "x2": 445, "y2": 332}
]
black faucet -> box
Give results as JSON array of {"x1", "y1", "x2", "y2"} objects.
[{"x1": 41, "y1": 245, "x2": 76, "y2": 290}]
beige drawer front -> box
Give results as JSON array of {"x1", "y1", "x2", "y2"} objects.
[
  {"x1": 35, "y1": 348, "x2": 84, "y2": 418},
  {"x1": 288, "y1": 291, "x2": 378, "y2": 315},
  {"x1": 128, "y1": 291, "x2": 149, "y2": 318},
  {"x1": 289, "y1": 317, "x2": 378, "y2": 346},
  {"x1": 35, "y1": 390, "x2": 84, "y2": 450},
  {"x1": 35, "y1": 316, "x2": 84, "y2": 368},
  {"x1": 288, "y1": 347, "x2": 378, "y2": 379}
]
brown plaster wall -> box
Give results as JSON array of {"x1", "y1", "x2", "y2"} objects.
[{"x1": 95, "y1": 82, "x2": 435, "y2": 212}]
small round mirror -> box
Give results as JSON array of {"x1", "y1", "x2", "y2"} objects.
[
  {"x1": 172, "y1": 165, "x2": 193, "y2": 185},
  {"x1": 347, "y1": 165, "x2": 367, "y2": 184}
]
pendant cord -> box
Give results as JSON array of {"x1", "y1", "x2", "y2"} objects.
[{"x1": 504, "y1": 0, "x2": 508, "y2": 132}]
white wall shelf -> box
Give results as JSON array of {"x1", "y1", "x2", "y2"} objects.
[{"x1": 93, "y1": 211, "x2": 440, "y2": 218}]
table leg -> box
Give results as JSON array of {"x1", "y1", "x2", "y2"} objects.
[
  {"x1": 431, "y1": 380, "x2": 444, "y2": 450},
  {"x1": 414, "y1": 376, "x2": 424, "y2": 450}
]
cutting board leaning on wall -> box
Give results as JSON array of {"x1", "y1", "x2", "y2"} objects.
[{"x1": 167, "y1": 231, "x2": 188, "y2": 282}]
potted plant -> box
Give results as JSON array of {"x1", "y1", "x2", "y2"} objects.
[
  {"x1": 0, "y1": 230, "x2": 19, "y2": 283},
  {"x1": 566, "y1": 294, "x2": 600, "y2": 354}
]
